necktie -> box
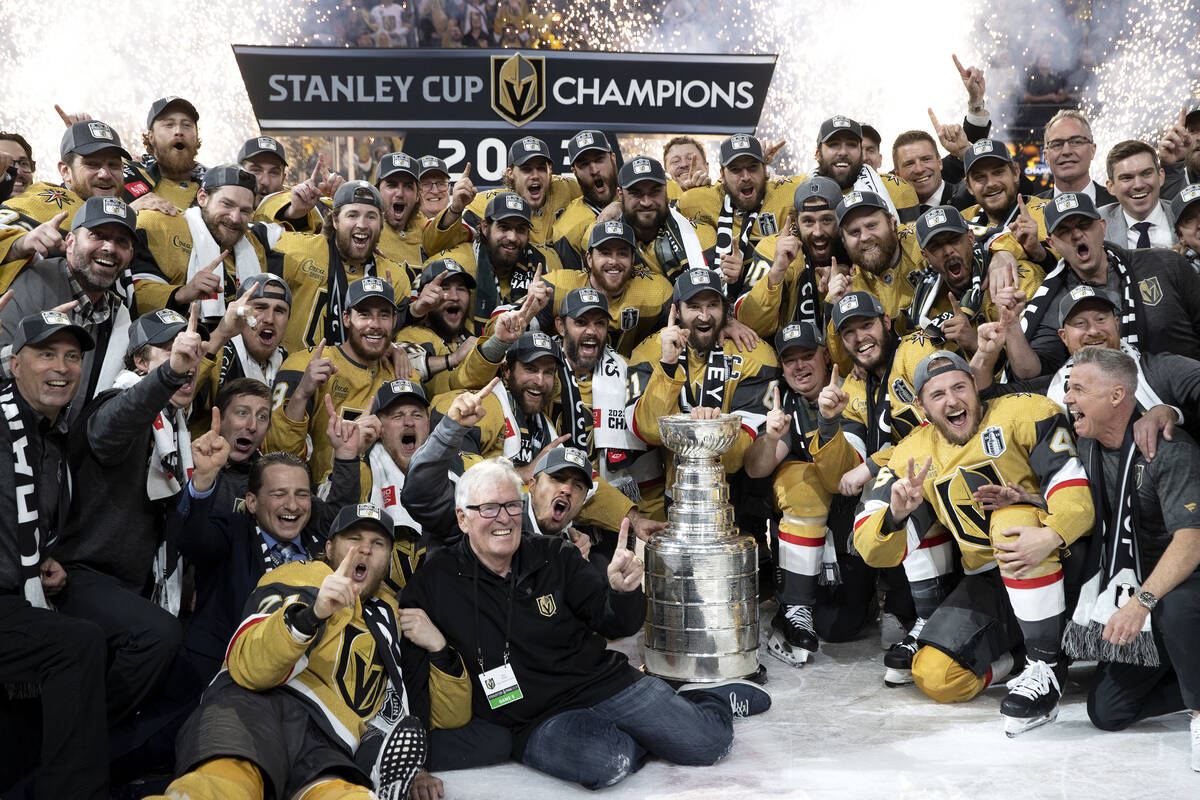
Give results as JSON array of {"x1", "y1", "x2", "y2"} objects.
[{"x1": 1131, "y1": 220, "x2": 1152, "y2": 249}]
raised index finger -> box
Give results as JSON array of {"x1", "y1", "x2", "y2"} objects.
[
  {"x1": 210, "y1": 404, "x2": 223, "y2": 434},
  {"x1": 668, "y1": 303, "x2": 677, "y2": 327},
  {"x1": 951, "y1": 53, "x2": 967, "y2": 77},
  {"x1": 615, "y1": 517, "x2": 630, "y2": 553},
  {"x1": 927, "y1": 107, "x2": 941, "y2": 130},
  {"x1": 54, "y1": 104, "x2": 71, "y2": 126},
  {"x1": 310, "y1": 154, "x2": 326, "y2": 185},
  {"x1": 1180, "y1": 107, "x2": 1188, "y2": 128},
  {"x1": 335, "y1": 545, "x2": 357, "y2": 577},
  {"x1": 314, "y1": 338, "x2": 326, "y2": 360},
  {"x1": 206, "y1": 251, "x2": 229, "y2": 273},
  {"x1": 828, "y1": 363, "x2": 840, "y2": 388},
  {"x1": 187, "y1": 302, "x2": 199, "y2": 333},
  {"x1": 783, "y1": 211, "x2": 795, "y2": 233},
  {"x1": 459, "y1": 162, "x2": 472, "y2": 182},
  {"x1": 772, "y1": 383, "x2": 781, "y2": 410},
  {"x1": 475, "y1": 376, "x2": 501, "y2": 400}
]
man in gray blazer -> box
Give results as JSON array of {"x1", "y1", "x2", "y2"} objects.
[{"x1": 1100, "y1": 140, "x2": 1176, "y2": 249}]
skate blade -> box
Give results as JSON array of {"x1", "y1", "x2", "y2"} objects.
[
  {"x1": 1003, "y1": 706, "x2": 1059, "y2": 738},
  {"x1": 767, "y1": 634, "x2": 812, "y2": 667},
  {"x1": 883, "y1": 667, "x2": 913, "y2": 687}
]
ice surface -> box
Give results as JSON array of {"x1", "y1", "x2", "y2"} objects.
[{"x1": 437, "y1": 612, "x2": 1196, "y2": 799}]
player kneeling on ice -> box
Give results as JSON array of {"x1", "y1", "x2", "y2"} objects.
[{"x1": 854, "y1": 350, "x2": 1093, "y2": 737}]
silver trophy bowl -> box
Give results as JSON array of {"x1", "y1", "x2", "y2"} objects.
[{"x1": 644, "y1": 413, "x2": 760, "y2": 683}]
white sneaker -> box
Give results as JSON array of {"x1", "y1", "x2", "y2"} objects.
[
  {"x1": 1190, "y1": 712, "x2": 1199, "y2": 772},
  {"x1": 880, "y1": 611, "x2": 905, "y2": 650}
]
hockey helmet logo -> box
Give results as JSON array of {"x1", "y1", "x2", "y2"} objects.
[
  {"x1": 980, "y1": 425, "x2": 1006, "y2": 457},
  {"x1": 730, "y1": 134, "x2": 752, "y2": 150},
  {"x1": 632, "y1": 158, "x2": 652, "y2": 175},
  {"x1": 87, "y1": 121, "x2": 114, "y2": 141},
  {"x1": 1055, "y1": 194, "x2": 1080, "y2": 212},
  {"x1": 1139, "y1": 276, "x2": 1163, "y2": 306},
  {"x1": 923, "y1": 208, "x2": 947, "y2": 227},
  {"x1": 102, "y1": 197, "x2": 127, "y2": 217}
]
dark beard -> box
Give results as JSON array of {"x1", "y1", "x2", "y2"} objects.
[
  {"x1": 855, "y1": 233, "x2": 900, "y2": 276},
  {"x1": 564, "y1": 336, "x2": 600, "y2": 374},
  {"x1": 155, "y1": 145, "x2": 197, "y2": 179},
  {"x1": 428, "y1": 309, "x2": 465, "y2": 341},
  {"x1": 728, "y1": 183, "x2": 766, "y2": 213},
  {"x1": 626, "y1": 207, "x2": 667, "y2": 242},
  {"x1": 817, "y1": 158, "x2": 861, "y2": 190}
]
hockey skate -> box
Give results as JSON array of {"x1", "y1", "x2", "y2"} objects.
[
  {"x1": 883, "y1": 617, "x2": 926, "y2": 687},
  {"x1": 1001, "y1": 659, "x2": 1063, "y2": 738},
  {"x1": 372, "y1": 715, "x2": 427, "y2": 800},
  {"x1": 767, "y1": 604, "x2": 818, "y2": 666}
]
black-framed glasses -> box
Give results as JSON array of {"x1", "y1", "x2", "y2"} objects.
[
  {"x1": 420, "y1": 179, "x2": 449, "y2": 190},
  {"x1": 466, "y1": 501, "x2": 524, "y2": 519},
  {"x1": 1045, "y1": 136, "x2": 1093, "y2": 152}
]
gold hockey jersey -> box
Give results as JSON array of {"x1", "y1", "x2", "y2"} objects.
[{"x1": 422, "y1": 176, "x2": 581, "y2": 254}]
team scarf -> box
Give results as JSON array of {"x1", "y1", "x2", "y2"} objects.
[
  {"x1": 1046, "y1": 341, "x2": 1168, "y2": 413},
  {"x1": 114, "y1": 369, "x2": 192, "y2": 615},
  {"x1": 472, "y1": 239, "x2": 548, "y2": 329},
  {"x1": 257, "y1": 529, "x2": 312, "y2": 573},
  {"x1": 861, "y1": 339, "x2": 898, "y2": 455},
  {"x1": 359, "y1": 597, "x2": 412, "y2": 739},
  {"x1": 366, "y1": 443, "x2": 422, "y2": 534},
  {"x1": 1019, "y1": 245, "x2": 1142, "y2": 349},
  {"x1": 1062, "y1": 418, "x2": 1159, "y2": 667},
  {"x1": 714, "y1": 192, "x2": 758, "y2": 299},
  {"x1": 223, "y1": 337, "x2": 287, "y2": 387},
  {"x1": 785, "y1": 249, "x2": 823, "y2": 330},
  {"x1": 493, "y1": 383, "x2": 555, "y2": 465},
  {"x1": 183, "y1": 207, "x2": 277, "y2": 320},
  {"x1": 557, "y1": 345, "x2": 632, "y2": 459},
  {"x1": 679, "y1": 347, "x2": 730, "y2": 411}
]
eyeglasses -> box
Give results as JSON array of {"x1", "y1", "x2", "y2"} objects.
[
  {"x1": 1044, "y1": 136, "x2": 1093, "y2": 152},
  {"x1": 466, "y1": 501, "x2": 524, "y2": 519},
  {"x1": 420, "y1": 180, "x2": 449, "y2": 190}
]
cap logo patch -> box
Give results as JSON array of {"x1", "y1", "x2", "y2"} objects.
[
  {"x1": 575, "y1": 131, "x2": 594, "y2": 146},
  {"x1": 157, "y1": 309, "x2": 186, "y2": 324},
  {"x1": 691, "y1": 269, "x2": 711, "y2": 284},
  {"x1": 730, "y1": 134, "x2": 751, "y2": 150},
  {"x1": 832, "y1": 116, "x2": 851, "y2": 128},
  {"x1": 420, "y1": 155, "x2": 438, "y2": 167},
  {"x1": 844, "y1": 191, "x2": 863, "y2": 206},
  {"x1": 102, "y1": 197, "x2": 127, "y2": 216},
  {"x1": 632, "y1": 157, "x2": 652, "y2": 175},
  {"x1": 838, "y1": 294, "x2": 860, "y2": 312},
  {"x1": 603, "y1": 220, "x2": 623, "y2": 234},
  {"x1": 972, "y1": 140, "x2": 994, "y2": 155},
  {"x1": 1055, "y1": 194, "x2": 1079, "y2": 211},
  {"x1": 356, "y1": 503, "x2": 383, "y2": 520},
  {"x1": 579, "y1": 288, "x2": 601, "y2": 303},
  {"x1": 87, "y1": 122, "x2": 114, "y2": 141},
  {"x1": 390, "y1": 379, "x2": 415, "y2": 392},
  {"x1": 505, "y1": 194, "x2": 524, "y2": 210},
  {"x1": 564, "y1": 448, "x2": 588, "y2": 467},
  {"x1": 257, "y1": 137, "x2": 277, "y2": 150},
  {"x1": 361, "y1": 277, "x2": 386, "y2": 293},
  {"x1": 532, "y1": 332, "x2": 553, "y2": 349},
  {"x1": 1069, "y1": 285, "x2": 1097, "y2": 300},
  {"x1": 781, "y1": 323, "x2": 804, "y2": 339},
  {"x1": 391, "y1": 154, "x2": 410, "y2": 167},
  {"x1": 923, "y1": 208, "x2": 947, "y2": 226},
  {"x1": 1182, "y1": 185, "x2": 1200, "y2": 202},
  {"x1": 520, "y1": 137, "x2": 542, "y2": 151},
  {"x1": 40, "y1": 310, "x2": 70, "y2": 326},
  {"x1": 443, "y1": 258, "x2": 463, "y2": 272}
]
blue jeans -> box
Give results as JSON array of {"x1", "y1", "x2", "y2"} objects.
[{"x1": 522, "y1": 675, "x2": 733, "y2": 789}]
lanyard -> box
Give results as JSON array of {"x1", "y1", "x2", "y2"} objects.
[{"x1": 472, "y1": 555, "x2": 515, "y2": 671}]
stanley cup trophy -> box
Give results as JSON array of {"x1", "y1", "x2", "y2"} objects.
[{"x1": 644, "y1": 413, "x2": 761, "y2": 683}]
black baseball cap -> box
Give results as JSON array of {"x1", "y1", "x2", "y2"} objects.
[
  {"x1": 127, "y1": 308, "x2": 188, "y2": 354},
  {"x1": 719, "y1": 134, "x2": 765, "y2": 167},
  {"x1": 329, "y1": 502, "x2": 395, "y2": 541},
  {"x1": 774, "y1": 321, "x2": 823, "y2": 356},
  {"x1": 962, "y1": 139, "x2": 1014, "y2": 174},
  {"x1": 70, "y1": 196, "x2": 137, "y2": 235},
  {"x1": 376, "y1": 152, "x2": 418, "y2": 184},
  {"x1": 374, "y1": 378, "x2": 428, "y2": 412},
  {"x1": 484, "y1": 192, "x2": 532, "y2": 224},
  {"x1": 1043, "y1": 191, "x2": 1101, "y2": 235},
  {"x1": 420, "y1": 257, "x2": 476, "y2": 290},
  {"x1": 10, "y1": 310, "x2": 94, "y2": 354},
  {"x1": 59, "y1": 120, "x2": 131, "y2": 161},
  {"x1": 507, "y1": 331, "x2": 562, "y2": 365},
  {"x1": 147, "y1": 96, "x2": 198, "y2": 129},
  {"x1": 534, "y1": 445, "x2": 594, "y2": 489},
  {"x1": 587, "y1": 219, "x2": 636, "y2": 251},
  {"x1": 617, "y1": 156, "x2": 667, "y2": 189},
  {"x1": 831, "y1": 291, "x2": 885, "y2": 333},
  {"x1": 559, "y1": 287, "x2": 609, "y2": 319},
  {"x1": 835, "y1": 190, "x2": 890, "y2": 226},
  {"x1": 818, "y1": 115, "x2": 863, "y2": 144},
  {"x1": 345, "y1": 276, "x2": 396, "y2": 310},
  {"x1": 509, "y1": 136, "x2": 551, "y2": 166},
  {"x1": 567, "y1": 130, "x2": 612, "y2": 165},
  {"x1": 913, "y1": 350, "x2": 972, "y2": 396},
  {"x1": 915, "y1": 205, "x2": 971, "y2": 249},
  {"x1": 202, "y1": 165, "x2": 257, "y2": 195},
  {"x1": 237, "y1": 273, "x2": 292, "y2": 307},
  {"x1": 672, "y1": 268, "x2": 724, "y2": 303},
  {"x1": 793, "y1": 176, "x2": 843, "y2": 212},
  {"x1": 334, "y1": 180, "x2": 383, "y2": 210},
  {"x1": 236, "y1": 136, "x2": 288, "y2": 166},
  {"x1": 1058, "y1": 284, "x2": 1120, "y2": 323},
  {"x1": 417, "y1": 155, "x2": 450, "y2": 180},
  {"x1": 1171, "y1": 183, "x2": 1200, "y2": 225}
]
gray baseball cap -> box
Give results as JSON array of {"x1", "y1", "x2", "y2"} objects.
[
  {"x1": 334, "y1": 180, "x2": 383, "y2": 210},
  {"x1": 912, "y1": 349, "x2": 972, "y2": 396},
  {"x1": 1043, "y1": 191, "x2": 1101, "y2": 235},
  {"x1": 70, "y1": 196, "x2": 137, "y2": 235},
  {"x1": 793, "y1": 176, "x2": 843, "y2": 212},
  {"x1": 817, "y1": 115, "x2": 862, "y2": 144},
  {"x1": 329, "y1": 502, "x2": 395, "y2": 541},
  {"x1": 831, "y1": 291, "x2": 885, "y2": 333},
  {"x1": 10, "y1": 310, "x2": 94, "y2": 354},
  {"x1": 774, "y1": 321, "x2": 823, "y2": 355},
  {"x1": 915, "y1": 206, "x2": 971, "y2": 249},
  {"x1": 127, "y1": 309, "x2": 188, "y2": 355},
  {"x1": 533, "y1": 445, "x2": 594, "y2": 489},
  {"x1": 236, "y1": 136, "x2": 288, "y2": 166},
  {"x1": 1058, "y1": 284, "x2": 1120, "y2": 323},
  {"x1": 835, "y1": 190, "x2": 890, "y2": 226},
  {"x1": 484, "y1": 192, "x2": 533, "y2": 225},
  {"x1": 559, "y1": 287, "x2": 609, "y2": 319},
  {"x1": 59, "y1": 120, "x2": 131, "y2": 161}
]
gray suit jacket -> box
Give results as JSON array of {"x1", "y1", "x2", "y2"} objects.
[{"x1": 1098, "y1": 200, "x2": 1177, "y2": 248}]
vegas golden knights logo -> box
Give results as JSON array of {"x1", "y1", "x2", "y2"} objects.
[
  {"x1": 491, "y1": 53, "x2": 546, "y2": 126},
  {"x1": 536, "y1": 593, "x2": 557, "y2": 617},
  {"x1": 335, "y1": 625, "x2": 387, "y2": 718}
]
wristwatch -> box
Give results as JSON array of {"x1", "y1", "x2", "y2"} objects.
[{"x1": 1136, "y1": 589, "x2": 1158, "y2": 610}]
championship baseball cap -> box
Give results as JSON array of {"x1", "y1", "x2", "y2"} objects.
[
  {"x1": 774, "y1": 321, "x2": 823, "y2": 356},
  {"x1": 236, "y1": 136, "x2": 288, "y2": 166},
  {"x1": 375, "y1": 152, "x2": 418, "y2": 184},
  {"x1": 146, "y1": 96, "x2": 198, "y2": 129},
  {"x1": 1171, "y1": 183, "x2": 1200, "y2": 225},
  {"x1": 59, "y1": 120, "x2": 131, "y2": 161},
  {"x1": 817, "y1": 115, "x2": 863, "y2": 144},
  {"x1": 70, "y1": 196, "x2": 137, "y2": 235},
  {"x1": 1058, "y1": 284, "x2": 1121, "y2": 323},
  {"x1": 719, "y1": 134, "x2": 765, "y2": 166},
  {"x1": 617, "y1": 155, "x2": 667, "y2": 188},
  {"x1": 373, "y1": 378, "x2": 429, "y2": 413},
  {"x1": 793, "y1": 176, "x2": 843, "y2": 212},
  {"x1": 127, "y1": 308, "x2": 188, "y2": 354},
  {"x1": 484, "y1": 192, "x2": 532, "y2": 224},
  {"x1": 10, "y1": 310, "x2": 95, "y2": 354},
  {"x1": 831, "y1": 291, "x2": 885, "y2": 333},
  {"x1": 420, "y1": 257, "x2": 476, "y2": 290},
  {"x1": 334, "y1": 180, "x2": 383, "y2": 210},
  {"x1": 566, "y1": 130, "x2": 612, "y2": 165},
  {"x1": 329, "y1": 502, "x2": 395, "y2": 541},
  {"x1": 202, "y1": 165, "x2": 257, "y2": 195},
  {"x1": 559, "y1": 286, "x2": 609, "y2": 319},
  {"x1": 835, "y1": 190, "x2": 890, "y2": 226},
  {"x1": 912, "y1": 349, "x2": 972, "y2": 396},
  {"x1": 534, "y1": 445, "x2": 594, "y2": 489},
  {"x1": 509, "y1": 136, "x2": 551, "y2": 166},
  {"x1": 672, "y1": 267, "x2": 723, "y2": 304},
  {"x1": 915, "y1": 205, "x2": 971, "y2": 249},
  {"x1": 507, "y1": 330, "x2": 562, "y2": 365},
  {"x1": 236, "y1": 273, "x2": 292, "y2": 307},
  {"x1": 417, "y1": 155, "x2": 450, "y2": 180},
  {"x1": 1043, "y1": 191, "x2": 1101, "y2": 235},
  {"x1": 1185, "y1": 107, "x2": 1200, "y2": 129},
  {"x1": 345, "y1": 276, "x2": 397, "y2": 310},
  {"x1": 587, "y1": 219, "x2": 636, "y2": 251},
  {"x1": 962, "y1": 139, "x2": 1014, "y2": 174}
]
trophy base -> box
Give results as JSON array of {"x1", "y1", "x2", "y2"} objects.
[{"x1": 643, "y1": 647, "x2": 761, "y2": 684}]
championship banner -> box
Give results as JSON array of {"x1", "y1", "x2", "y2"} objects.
[{"x1": 232, "y1": 46, "x2": 777, "y2": 135}]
